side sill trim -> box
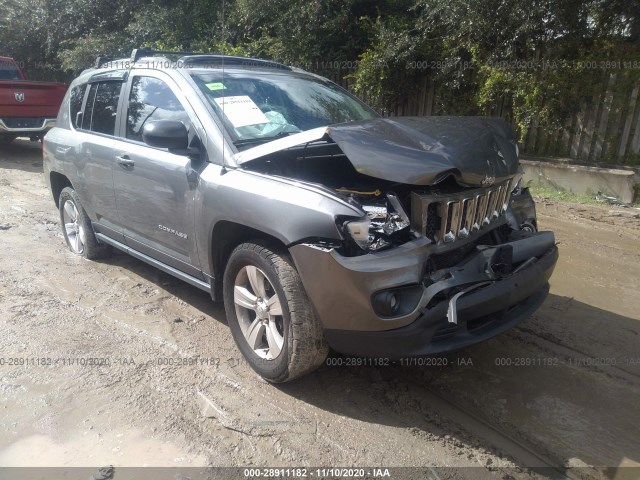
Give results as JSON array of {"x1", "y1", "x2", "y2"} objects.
[{"x1": 95, "y1": 233, "x2": 211, "y2": 293}]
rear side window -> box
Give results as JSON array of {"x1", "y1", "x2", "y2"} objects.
[
  {"x1": 126, "y1": 76, "x2": 191, "y2": 142},
  {"x1": 82, "y1": 81, "x2": 123, "y2": 136},
  {"x1": 69, "y1": 84, "x2": 87, "y2": 129}
]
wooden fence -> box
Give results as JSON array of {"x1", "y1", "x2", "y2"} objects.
[{"x1": 322, "y1": 69, "x2": 640, "y2": 165}]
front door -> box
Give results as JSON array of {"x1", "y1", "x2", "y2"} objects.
[{"x1": 112, "y1": 73, "x2": 203, "y2": 278}]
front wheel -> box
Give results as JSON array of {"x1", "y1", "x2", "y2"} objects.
[
  {"x1": 223, "y1": 242, "x2": 328, "y2": 382},
  {"x1": 58, "y1": 187, "x2": 111, "y2": 260}
]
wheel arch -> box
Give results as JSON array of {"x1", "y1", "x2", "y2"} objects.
[
  {"x1": 50, "y1": 171, "x2": 74, "y2": 208},
  {"x1": 210, "y1": 220, "x2": 289, "y2": 300}
]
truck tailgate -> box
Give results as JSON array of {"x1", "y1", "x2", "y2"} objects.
[{"x1": 0, "y1": 81, "x2": 67, "y2": 118}]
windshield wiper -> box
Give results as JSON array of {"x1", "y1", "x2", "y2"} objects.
[{"x1": 233, "y1": 131, "x2": 296, "y2": 148}]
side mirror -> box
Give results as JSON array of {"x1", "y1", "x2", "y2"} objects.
[{"x1": 142, "y1": 120, "x2": 189, "y2": 150}]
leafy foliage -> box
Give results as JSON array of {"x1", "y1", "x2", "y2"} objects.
[
  {"x1": 0, "y1": 0, "x2": 638, "y2": 146},
  {"x1": 349, "y1": 0, "x2": 640, "y2": 140}
]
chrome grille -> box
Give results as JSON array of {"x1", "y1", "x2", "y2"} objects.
[{"x1": 411, "y1": 182, "x2": 512, "y2": 244}]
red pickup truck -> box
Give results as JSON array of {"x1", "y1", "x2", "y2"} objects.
[{"x1": 0, "y1": 56, "x2": 67, "y2": 144}]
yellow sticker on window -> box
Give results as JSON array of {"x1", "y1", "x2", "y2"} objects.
[{"x1": 205, "y1": 82, "x2": 226, "y2": 91}]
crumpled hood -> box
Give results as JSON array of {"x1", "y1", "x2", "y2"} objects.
[
  {"x1": 235, "y1": 116, "x2": 520, "y2": 187},
  {"x1": 326, "y1": 117, "x2": 519, "y2": 186}
]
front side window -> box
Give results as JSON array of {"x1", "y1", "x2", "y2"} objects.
[
  {"x1": 126, "y1": 76, "x2": 191, "y2": 142},
  {"x1": 82, "y1": 81, "x2": 122, "y2": 135}
]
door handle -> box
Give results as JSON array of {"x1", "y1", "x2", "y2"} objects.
[{"x1": 116, "y1": 155, "x2": 135, "y2": 168}]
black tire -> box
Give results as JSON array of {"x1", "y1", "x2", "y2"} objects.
[
  {"x1": 58, "y1": 187, "x2": 111, "y2": 260},
  {"x1": 223, "y1": 242, "x2": 329, "y2": 382},
  {"x1": 0, "y1": 134, "x2": 16, "y2": 145}
]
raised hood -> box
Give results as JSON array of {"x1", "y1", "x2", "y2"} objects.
[{"x1": 234, "y1": 116, "x2": 520, "y2": 187}]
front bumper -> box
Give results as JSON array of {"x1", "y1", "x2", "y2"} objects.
[{"x1": 290, "y1": 230, "x2": 558, "y2": 358}]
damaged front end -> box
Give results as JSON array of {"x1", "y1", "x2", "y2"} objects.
[
  {"x1": 236, "y1": 116, "x2": 532, "y2": 254},
  {"x1": 236, "y1": 116, "x2": 558, "y2": 357}
]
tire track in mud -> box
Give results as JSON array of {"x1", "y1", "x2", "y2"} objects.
[
  {"x1": 370, "y1": 325, "x2": 640, "y2": 479},
  {"x1": 328, "y1": 362, "x2": 571, "y2": 479},
  {"x1": 413, "y1": 384, "x2": 568, "y2": 478},
  {"x1": 510, "y1": 327, "x2": 640, "y2": 384},
  {"x1": 321, "y1": 337, "x2": 633, "y2": 480}
]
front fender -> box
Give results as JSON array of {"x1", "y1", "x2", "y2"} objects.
[{"x1": 195, "y1": 166, "x2": 362, "y2": 278}]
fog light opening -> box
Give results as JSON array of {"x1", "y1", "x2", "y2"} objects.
[
  {"x1": 372, "y1": 291, "x2": 401, "y2": 317},
  {"x1": 372, "y1": 285, "x2": 423, "y2": 318},
  {"x1": 389, "y1": 293, "x2": 399, "y2": 311}
]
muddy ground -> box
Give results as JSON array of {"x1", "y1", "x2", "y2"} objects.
[{"x1": 0, "y1": 139, "x2": 639, "y2": 480}]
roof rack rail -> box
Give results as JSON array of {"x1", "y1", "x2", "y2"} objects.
[
  {"x1": 128, "y1": 48, "x2": 291, "y2": 70},
  {"x1": 130, "y1": 48, "x2": 201, "y2": 63},
  {"x1": 180, "y1": 55, "x2": 291, "y2": 70}
]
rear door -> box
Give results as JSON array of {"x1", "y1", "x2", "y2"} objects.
[
  {"x1": 71, "y1": 75, "x2": 126, "y2": 242},
  {"x1": 112, "y1": 71, "x2": 203, "y2": 278}
]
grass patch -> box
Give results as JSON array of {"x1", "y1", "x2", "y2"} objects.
[
  {"x1": 529, "y1": 184, "x2": 640, "y2": 208},
  {"x1": 528, "y1": 184, "x2": 601, "y2": 205}
]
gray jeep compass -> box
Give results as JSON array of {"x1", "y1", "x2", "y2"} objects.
[{"x1": 43, "y1": 48, "x2": 558, "y2": 382}]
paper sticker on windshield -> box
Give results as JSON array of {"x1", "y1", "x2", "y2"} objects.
[
  {"x1": 205, "y1": 82, "x2": 226, "y2": 91},
  {"x1": 214, "y1": 96, "x2": 268, "y2": 128}
]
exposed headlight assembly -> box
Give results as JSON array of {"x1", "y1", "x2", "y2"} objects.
[
  {"x1": 344, "y1": 217, "x2": 372, "y2": 250},
  {"x1": 510, "y1": 172, "x2": 524, "y2": 197},
  {"x1": 342, "y1": 193, "x2": 411, "y2": 252}
]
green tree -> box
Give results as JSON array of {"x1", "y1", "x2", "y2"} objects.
[{"x1": 352, "y1": 0, "x2": 640, "y2": 139}]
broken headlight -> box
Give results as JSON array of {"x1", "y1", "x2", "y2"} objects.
[
  {"x1": 510, "y1": 170, "x2": 524, "y2": 197},
  {"x1": 343, "y1": 193, "x2": 411, "y2": 252},
  {"x1": 344, "y1": 217, "x2": 372, "y2": 249},
  {"x1": 510, "y1": 176, "x2": 523, "y2": 197}
]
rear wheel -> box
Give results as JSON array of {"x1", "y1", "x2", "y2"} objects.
[
  {"x1": 223, "y1": 242, "x2": 328, "y2": 382},
  {"x1": 58, "y1": 187, "x2": 111, "y2": 260}
]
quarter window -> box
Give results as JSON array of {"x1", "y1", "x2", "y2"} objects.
[
  {"x1": 126, "y1": 76, "x2": 191, "y2": 142},
  {"x1": 69, "y1": 84, "x2": 86, "y2": 129}
]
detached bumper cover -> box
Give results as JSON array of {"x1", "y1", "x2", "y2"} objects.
[{"x1": 291, "y1": 231, "x2": 558, "y2": 358}]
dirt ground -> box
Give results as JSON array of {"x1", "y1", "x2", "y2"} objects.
[{"x1": 1, "y1": 139, "x2": 639, "y2": 480}]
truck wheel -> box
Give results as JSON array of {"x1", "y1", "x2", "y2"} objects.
[
  {"x1": 0, "y1": 134, "x2": 16, "y2": 145},
  {"x1": 223, "y1": 242, "x2": 329, "y2": 382},
  {"x1": 59, "y1": 187, "x2": 111, "y2": 260}
]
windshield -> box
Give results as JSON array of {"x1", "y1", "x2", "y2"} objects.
[
  {"x1": 0, "y1": 61, "x2": 21, "y2": 81},
  {"x1": 191, "y1": 70, "x2": 378, "y2": 148}
]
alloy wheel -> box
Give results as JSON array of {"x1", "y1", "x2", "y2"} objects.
[
  {"x1": 62, "y1": 199, "x2": 85, "y2": 254},
  {"x1": 233, "y1": 265, "x2": 285, "y2": 359}
]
